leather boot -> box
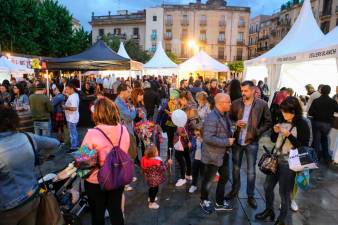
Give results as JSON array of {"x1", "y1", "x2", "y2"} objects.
[{"x1": 255, "y1": 208, "x2": 275, "y2": 222}]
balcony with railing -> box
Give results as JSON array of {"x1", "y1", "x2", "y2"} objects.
[
  {"x1": 181, "y1": 19, "x2": 189, "y2": 26},
  {"x1": 131, "y1": 34, "x2": 139, "y2": 39},
  {"x1": 235, "y1": 55, "x2": 243, "y2": 61},
  {"x1": 164, "y1": 33, "x2": 172, "y2": 40},
  {"x1": 237, "y1": 40, "x2": 245, "y2": 46},
  {"x1": 218, "y1": 38, "x2": 225, "y2": 44},
  {"x1": 219, "y1": 20, "x2": 226, "y2": 27},
  {"x1": 109, "y1": 33, "x2": 127, "y2": 40},
  {"x1": 238, "y1": 22, "x2": 246, "y2": 28},
  {"x1": 200, "y1": 20, "x2": 207, "y2": 26},
  {"x1": 165, "y1": 20, "x2": 173, "y2": 26},
  {"x1": 257, "y1": 46, "x2": 269, "y2": 52}
]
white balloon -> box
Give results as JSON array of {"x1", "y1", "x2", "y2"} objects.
[{"x1": 172, "y1": 109, "x2": 188, "y2": 127}]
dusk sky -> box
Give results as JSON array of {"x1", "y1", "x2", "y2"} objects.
[{"x1": 58, "y1": 0, "x2": 286, "y2": 30}]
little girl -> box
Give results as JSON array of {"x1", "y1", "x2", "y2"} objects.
[
  {"x1": 141, "y1": 144, "x2": 172, "y2": 209},
  {"x1": 189, "y1": 127, "x2": 204, "y2": 193}
]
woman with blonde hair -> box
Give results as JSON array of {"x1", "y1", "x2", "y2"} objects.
[
  {"x1": 196, "y1": 91, "x2": 210, "y2": 122},
  {"x1": 81, "y1": 98, "x2": 130, "y2": 225}
]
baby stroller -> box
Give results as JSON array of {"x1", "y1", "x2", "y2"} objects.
[{"x1": 38, "y1": 162, "x2": 89, "y2": 225}]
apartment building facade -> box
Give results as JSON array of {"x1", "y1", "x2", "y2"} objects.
[
  {"x1": 248, "y1": 0, "x2": 338, "y2": 59},
  {"x1": 90, "y1": 10, "x2": 146, "y2": 50}
]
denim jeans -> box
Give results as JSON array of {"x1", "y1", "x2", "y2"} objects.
[
  {"x1": 67, "y1": 122, "x2": 78, "y2": 149},
  {"x1": 200, "y1": 154, "x2": 229, "y2": 205},
  {"x1": 264, "y1": 160, "x2": 296, "y2": 223},
  {"x1": 312, "y1": 121, "x2": 332, "y2": 163},
  {"x1": 34, "y1": 121, "x2": 51, "y2": 137},
  {"x1": 231, "y1": 143, "x2": 259, "y2": 197}
]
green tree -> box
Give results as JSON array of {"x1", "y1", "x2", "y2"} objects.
[
  {"x1": 228, "y1": 61, "x2": 244, "y2": 73},
  {"x1": 0, "y1": 0, "x2": 41, "y2": 54},
  {"x1": 166, "y1": 51, "x2": 180, "y2": 64},
  {"x1": 69, "y1": 28, "x2": 91, "y2": 55},
  {"x1": 100, "y1": 34, "x2": 120, "y2": 52},
  {"x1": 124, "y1": 39, "x2": 150, "y2": 63}
]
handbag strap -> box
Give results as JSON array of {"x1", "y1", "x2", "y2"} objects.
[
  {"x1": 95, "y1": 125, "x2": 124, "y2": 148},
  {"x1": 22, "y1": 132, "x2": 48, "y2": 191}
]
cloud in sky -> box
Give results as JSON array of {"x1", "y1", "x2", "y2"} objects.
[{"x1": 58, "y1": 0, "x2": 286, "y2": 30}]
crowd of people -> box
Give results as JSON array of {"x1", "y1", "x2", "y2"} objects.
[{"x1": 0, "y1": 74, "x2": 337, "y2": 225}]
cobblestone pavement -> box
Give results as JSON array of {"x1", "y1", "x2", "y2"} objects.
[{"x1": 40, "y1": 128, "x2": 338, "y2": 225}]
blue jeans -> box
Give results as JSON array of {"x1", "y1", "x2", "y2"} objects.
[
  {"x1": 34, "y1": 121, "x2": 51, "y2": 137},
  {"x1": 312, "y1": 121, "x2": 331, "y2": 163},
  {"x1": 67, "y1": 122, "x2": 78, "y2": 149},
  {"x1": 231, "y1": 143, "x2": 259, "y2": 197}
]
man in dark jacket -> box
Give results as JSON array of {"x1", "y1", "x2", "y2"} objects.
[
  {"x1": 309, "y1": 85, "x2": 338, "y2": 165},
  {"x1": 143, "y1": 81, "x2": 160, "y2": 120},
  {"x1": 200, "y1": 93, "x2": 235, "y2": 214},
  {"x1": 226, "y1": 80, "x2": 272, "y2": 209}
]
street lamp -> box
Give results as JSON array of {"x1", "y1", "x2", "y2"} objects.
[{"x1": 188, "y1": 39, "x2": 199, "y2": 55}]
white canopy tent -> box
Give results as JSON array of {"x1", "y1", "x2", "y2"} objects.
[
  {"x1": 117, "y1": 42, "x2": 131, "y2": 59},
  {"x1": 179, "y1": 50, "x2": 229, "y2": 81},
  {"x1": 244, "y1": 0, "x2": 324, "y2": 96},
  {"x1": 144, "y1": 42, "x2": 178, "y2": 76},
  {"x1": 0, "y1": 56, "x2": 34, "y2": 82}
]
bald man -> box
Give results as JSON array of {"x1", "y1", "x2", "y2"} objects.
[{"x1": 200, "y1": 93, "x2": 235, "y2": 214}]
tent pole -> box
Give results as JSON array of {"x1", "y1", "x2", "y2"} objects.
[{"x1": 46, "y1": 69, "x2": 49, "y2": 97}]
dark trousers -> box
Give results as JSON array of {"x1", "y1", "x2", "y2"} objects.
[
  {"x1": 149, "y1": 186, "x2": 159, "y2": 203},
  {"x1": 312, "y1": 121, "x2": 332, "y2": 163},
  {"x1": 192, "y1": 159, "x2": 204, "y2": 186},
  {"x1": 200, "y1": 154, "x2": 230, "y2": 205},
  {"x1": 264, "y1": 160, "x2": 296, "y2": 223},
  {"x1": 0, "y1": 196, "x2": 40, "y2": 225},
  {"x1": 175, "y1": 147, "x2": 192, "y2": 179},
  {"x1": 231, "y1": 143, "x2": 259, "y2": 197},
  {"x1": 166, "y1": 126, "x2": 176, "y2": 158},
  {"x1": 85, "y1": 181, "x2": 124, "y2": 225}
]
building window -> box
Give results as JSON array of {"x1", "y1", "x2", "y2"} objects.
[
  {"x1": 165, "y1": 29, "x2": 172, "y2": 40},
  {"x1": 218, "y1": 32, "x2": 225, "y2": 42},
  {"x1": 181, "y1": 15, "x2": 188, "y2": 25},
  {"x1": 320, "y1": 21, "x2": 330, "y2": 34},
  {"x1": 153, "y1": 15, "x2": 157, "y2": 21},
  {"x1": 181, "y1": 44, "x2": 187, "y2": 57},
  {"x1": 166, "y1": 15, "x2": 173, "y2": 25},
  {"x1": 113, "y1": 28, "x2": 121, "y2": 35},
  {"x1": 99, "y1": 28, "x2": 104, "y2": 36},
  {"x1": 200, "y1": 31, "x2": 206, "y2": 42},
  {"x1": 151, "y1": 44, "x2": 156, "y2": 52},
  {"x1": 200, "y1": 15, "x2": 207, "y2": 25},
  {"x1": 238, "y1": 32, "x2": 244, "y2": 43},
  {"x1": 165, "y1": 43, "x2": 171, "y2": 52},
  {"x1": 239, "y1": 17, "x2": 245, "y2": 27},
  {"x1": 236, "y1": 48, "x2": 243, "y2": 60},
  {"x1": 133, "y1": 27, "x2": 139, "y2": 35},
  {"x1": 336, "y1": 18, "x2": 338, "y2": 26},
  {"x1": 218, "y1": 47, "x2": 224, "y2": 60},
  {"x1": 181, "y1": 29, "x2": 188, "y2": 40},
  {"x1": 151, "y1": 29, "x2": 157, "y2": 41}
]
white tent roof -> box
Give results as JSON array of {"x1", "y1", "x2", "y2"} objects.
[
  {"x1": 117, "y1": 42, "x2": 130, "y2": 59},
  {"x1": 278, "y1": 25, "x2": 338, "y2": 63},
  {"x1": 0, "y1": 56, "x2": 34, "y2": 74},
  {"x1": 144, "y1": 42, "x2": 177, "y2": 69},
  {"x1": 179, "y1": 51, "x2": 229, "y2": 72},
  {"x1": 245, "y1": 0, "x2": 324, "y2": 66}
]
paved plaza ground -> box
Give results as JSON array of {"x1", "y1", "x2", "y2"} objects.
[{"x1": 40, "y1": 128, "x2": 338, "y2": 225}]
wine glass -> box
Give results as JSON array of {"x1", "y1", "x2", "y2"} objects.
[{"x1": 230, "y1": 123, "x2": 237, "y2": 138}]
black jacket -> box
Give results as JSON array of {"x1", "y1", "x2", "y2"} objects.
[
  {"x1": 308, "y1": 95, "x2": 338, "y2": 124},
  {"x1": 144, "y1": 88, "x2": 160, "y2": 116}
]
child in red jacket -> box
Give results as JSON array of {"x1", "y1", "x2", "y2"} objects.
[{"x1": 141, "y1": 144, "x2": 172, "y2": 209}]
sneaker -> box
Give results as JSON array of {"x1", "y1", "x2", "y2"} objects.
[
  {"x1": 105, "y1": 209, "x2": 109, "y2": 218},
  {"x1": 200, "y1": 200, "x2": 213, "y2": 214},
  {"x1": 148, "y1": 202, "x2": 160, "y2": 209},
  {"x1": 291, "y1": 200, "x2": 299, "y2": 212},
  {"x1": 175, "y1": 179, "x2": 187, "y2": 187},
  {"x1": 189, "y1": 185, "x2": 198, "y2": 193},
  {"x1": 185, "y1": 175, "x2": 193, "y2": 181},
  {"x1": 148, "y1": 197, "x2": 158, "y2": 202},
  {"x1": 132, "y1": 177, "x2": 137, "y2": 183},
  {"x1": 215, "y1": 200, "x2": 233, "y2": 211},
  {"x1": 124, "y1": 185, "x2": 133, "y2": 191}
]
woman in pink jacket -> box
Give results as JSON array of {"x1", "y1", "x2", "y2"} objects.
[{"x1": 81, "y1": 98, "x2": 130, "y2": 225}]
